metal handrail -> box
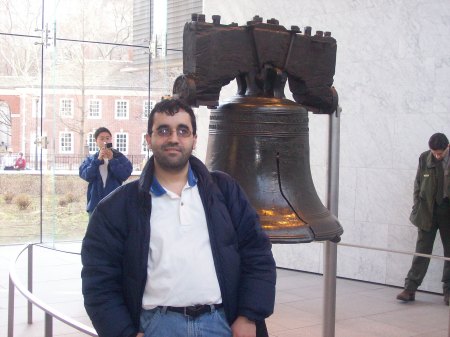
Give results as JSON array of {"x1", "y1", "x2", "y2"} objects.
[
  {"x1": 338, "y1": 241, "x2": 450, "y2": 262},
  {"x1": 7, "y1": 241, "x2": 450, "y2": 337},
  {"x1": 8, "y1": 244, "x2": 97, "y2": 337}
]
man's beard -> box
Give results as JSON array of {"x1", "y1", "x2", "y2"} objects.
[{"x1": 153, "y1": 143, "x2": 193, "y2": 172}]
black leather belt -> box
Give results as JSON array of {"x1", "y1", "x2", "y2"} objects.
[{"x1": 161, "y1": 304, "x2": 223, "y2": 318}]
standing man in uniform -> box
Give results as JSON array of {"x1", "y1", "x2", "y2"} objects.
[{"x1": 397, "y1": 133, "x2": 450, "y2": 304}]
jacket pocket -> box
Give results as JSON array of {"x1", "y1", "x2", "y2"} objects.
[
  {"x1": 409, "y1": 198, "x2": 432, "y2": 231},
  {"x1": 409, "y1": 203, "x2": 420, "y2": 228}
]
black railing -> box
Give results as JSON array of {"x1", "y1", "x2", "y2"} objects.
[{"x1": 1, "y1": 154, "x2": 148, "y2": 171}]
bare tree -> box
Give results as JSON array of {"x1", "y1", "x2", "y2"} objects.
[
  {"x1": 0, "y1": 0, "x2": 138, "y2": 155},
  {"x1": 50, "y1": 0, "x2": 134, "y2": 155},
  {"x1": 0, "y1": 0, "x2": 41, "y2": 76},
  {"x1": 0, "y1": 101, "x2": 11, "y2": 137}
]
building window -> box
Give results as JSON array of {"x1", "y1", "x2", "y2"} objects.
[
  {"x1": 115, "y1": 133, "x2": 128, "y2": 154},
  {"x1": 88, "y1": 99, "x2": 102, "y2": 118},
  {"x1": 141, "y1": 133, "x2": 148, "y2": 154},
  {"x1": 115, "y1": 100, "x2": 129, "y2": 119},
  {"x1": 142, "y1": 134, "x2": 152, "y2": 157},
  {"x1": 87, "y1": 132, "x2": 96, "y2": 153},
  {"x1": 59, "y1": 132, "x2": 73, "y2": 153},
  {"x1": 143, "y1": 100, "x2": 155, "y2": 118},
  {"x1": 60, "y1": 98, "x2": 74, "y2": 118}
]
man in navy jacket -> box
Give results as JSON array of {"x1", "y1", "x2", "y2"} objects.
[
  {"x1": 81, "y1": 99, "x2": 276, "y2": 337},
  {"x1": 79, "y1": 127, "x2": 133, "y2": 214}
]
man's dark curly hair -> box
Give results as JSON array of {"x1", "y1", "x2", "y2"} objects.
[
  {"x1": 428, "y1": 133, "x2": 449, "y2": 151},
  {"x1": 94, "y1": 127, "x2": 112, "y2": 140},
  {"x1": 147, "y1": 98, "x2": 196, "y2": 135}
]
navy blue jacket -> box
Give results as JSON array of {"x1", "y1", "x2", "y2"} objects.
[
  {"x1": 81, "y1": 156, "x2": 276, "y2": 337},
  {"x1": 79, "y1": 149, "x2": 133, "y2": 212}
]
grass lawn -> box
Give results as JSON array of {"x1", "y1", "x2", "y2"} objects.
[{"x1": 0, "y1": 173, "x2": 90, "y2": 245}]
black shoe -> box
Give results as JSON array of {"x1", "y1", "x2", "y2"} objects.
[
  {"x1": 444, "y1": 291, "x2": 449, "y2": 306},
  {"x1": 396, "y1": 289, "x2": 415, "y2": 302}
]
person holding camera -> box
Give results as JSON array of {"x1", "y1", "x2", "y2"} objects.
[{"x1": 79, "y1": 127, "x2": 133, "y2": 215}]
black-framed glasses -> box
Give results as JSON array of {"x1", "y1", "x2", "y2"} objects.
[{"x1": 152, "y1": 125, "x2": 192, "y2": 138}]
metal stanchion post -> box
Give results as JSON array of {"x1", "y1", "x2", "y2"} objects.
[
  {"x1": 45, "y1": 313, "x2": 53, "y2": 337},
  {"x1": 28, "y1": 244, "x2": 33, "y2": 324},
  {"x1": 8, "y1": 276, "x2": 15, "y2": 337},
  {"x1": 448, "y1": 304, "x2": 450, "y2": 336},
  {"x1": 323, "y1": 106, "x2": 341, "y2": 337}
]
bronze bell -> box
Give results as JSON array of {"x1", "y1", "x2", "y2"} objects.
[
  {"x1": 206, "y1": 96, "x2": 342, "y2": 243},
  {"x1": 173, "y1": 15, "x2": 343, "y2": 243}
]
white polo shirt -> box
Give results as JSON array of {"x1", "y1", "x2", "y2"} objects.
[{"x1": 142, "y1": 166, "x2": 222, "y2": 309}]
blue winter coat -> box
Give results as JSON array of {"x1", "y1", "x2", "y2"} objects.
[
  {"x1": 79, "y1": 149, "x2": 133, "y2": 212},
  {"x1": 81, "y1": 156, "x2": 276, "y2": 337}
]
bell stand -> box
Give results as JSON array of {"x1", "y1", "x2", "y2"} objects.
[{"x1": 323, "y1": 105, "x2": 342, "y2": 337}]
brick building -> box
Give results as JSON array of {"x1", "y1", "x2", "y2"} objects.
[
  {"x1": 0, "y1": 0, "x2": 202, "y2": 170},
  {"x1": 0, "y1": 60, "x2": 168, "y2": 170}
]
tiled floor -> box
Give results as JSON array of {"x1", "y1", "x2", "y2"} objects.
[{"x1": 1, "y1": 243, "x2": 449, "y2": 337}]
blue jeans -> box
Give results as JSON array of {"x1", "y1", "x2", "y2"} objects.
[{"x1": 140, "y1": 307, "x2": 232, "y2": 337}]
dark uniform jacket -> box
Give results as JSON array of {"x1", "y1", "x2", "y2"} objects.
[
  {"x1": 79, "y1": 149, "x2": 133, "y2": 213},
  {"x1": 409, "y1": 150, "x2": 449, "y2": 231},
  {"x1": 81, "y1": 155, "x2": 276, "y2": 337}
]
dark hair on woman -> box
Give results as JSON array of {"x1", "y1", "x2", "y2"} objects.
[
  {"x1": 147, "y1": 98, "x2": 196, "y2": 135},
  {"x1": 428, "y1": 133, "x2": 449, "y2": 151},
  {"x1": 94, "y1": 127, "x2": 112, "y2": 140}
]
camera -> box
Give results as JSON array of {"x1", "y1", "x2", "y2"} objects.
[{"x1": 105, "y1": 143, "x2": 113, "y2": 149}]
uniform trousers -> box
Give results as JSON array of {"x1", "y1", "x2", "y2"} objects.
[{"x1": 405, "y1": 198, "x2": 450, "y2": 292}]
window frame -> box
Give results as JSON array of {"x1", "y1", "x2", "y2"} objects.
[
  {"x1": 59, "y1": 131, "x2": 74, "y2": 154},
  {"x1": 87, "y1": 132, "x2": 97, "y2": 153},
  {"x1": 88, "y1": 99, "x2": 102, "y2": 119},
  {"x1": 115, "y1": 99, "x2": 129, "y2": 119},
  {"x1": 59, "y1": 98, "x2": 74, "y2": 118},
  {"x1": 143, "y1": 99, "x2": 155, "y2": 119},
  {"x1": 115, "y1": 132, "x2": 128, "y2": 154}
]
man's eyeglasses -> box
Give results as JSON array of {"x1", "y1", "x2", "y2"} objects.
[{"x1": 152, "y1": 126, "x2": 192, "y2": 138}]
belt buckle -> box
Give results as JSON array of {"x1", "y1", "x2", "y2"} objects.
[{"x1": 184, "y1": 305, "x2": 205, "y2": 318}]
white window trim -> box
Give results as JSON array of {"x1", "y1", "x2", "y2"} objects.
[
  {"x1": 87, "y1": 132, "x2": 96, "y2": 153},
  {"x1": 88, "y1": 99, "x2": 102, "y2": 119},
  {"x1": 115, "y1": 99, "x2": 129, "y2": 120},
  {"x1": 59, "y1": 131, "x2": 74, "y2": 154},
  {"x1": 141, "y1": 133, "x2": 148, "y2": 154},
  {"x1": 115, "y1": 132, "x2": 129, "y2": 154},
  {"x1": 143, "y1": 99, "x2": 155, "y2": 119},
  {"x1": 60, "y1": 98, "x2": 74, "y2": 118}
]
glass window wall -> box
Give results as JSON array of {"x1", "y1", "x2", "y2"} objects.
[{"x1": 0, "y1": 0, "x2": 199, "y2": 245}]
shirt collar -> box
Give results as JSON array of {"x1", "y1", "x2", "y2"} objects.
[
  {"x1": 444, "y1": 150, "x2": 450, "y2": 166},
  {"x1": 150, "y1": 164, "x2": 198, "y2": 196}
]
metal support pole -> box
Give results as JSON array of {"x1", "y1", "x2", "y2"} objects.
[
  {"x1": 323, "y1": 107, "x2": 341, "y2": 337},
  {"x1": 45, "y1": 313, "x2": 53, "y2": 337},
  {"x1": 28, "y1": 244, "x2": 33, "y2": 324},
  {"x1": 8, "y1": 276, "x2": 15, "y2": 337}
]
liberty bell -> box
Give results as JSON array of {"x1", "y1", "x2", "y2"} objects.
[{"x1": 173, "y1": 14, "x2": 343, "y2": 243}]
